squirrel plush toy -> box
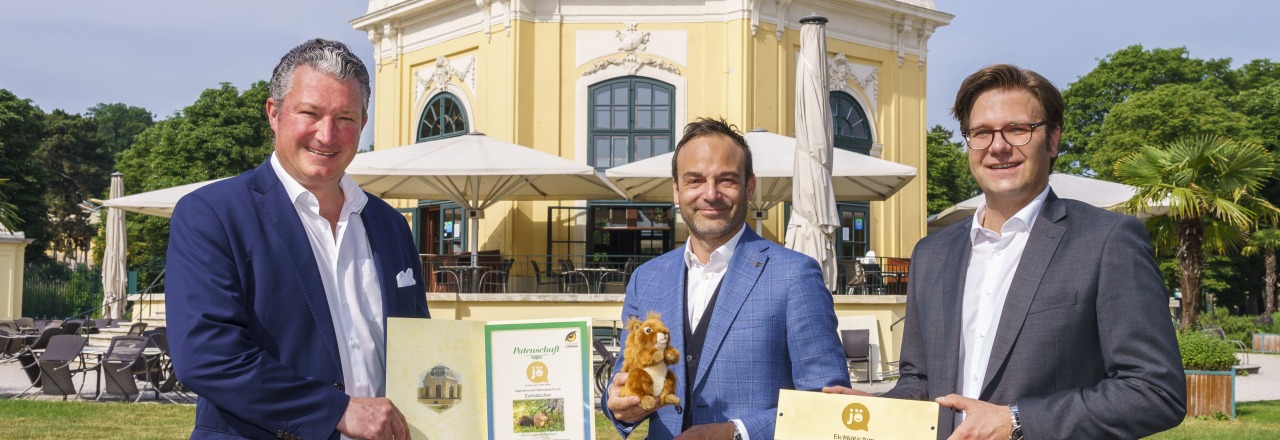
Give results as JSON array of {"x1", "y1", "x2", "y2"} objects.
[{"x1": 619, "y1": 312, "x2": 682, "y2": 413}]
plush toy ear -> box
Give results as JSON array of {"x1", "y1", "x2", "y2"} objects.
[{"x1": 626, "y1": 316, "x2": 642, "y2": 332}]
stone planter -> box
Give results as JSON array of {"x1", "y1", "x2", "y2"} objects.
[
  {"x1": 1185, "y1": 369, "x2": 1235, "y2": 419},
  {"x1": 1254, "y1": 332, "x2": 1280, "y2": 353}
]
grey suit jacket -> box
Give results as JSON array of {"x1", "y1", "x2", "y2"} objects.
[{"x1": 882, "y1": 192, "x2": 1185, "y2": 439}]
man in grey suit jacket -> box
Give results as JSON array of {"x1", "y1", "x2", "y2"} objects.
[
  {"x1": 603, "y1": 118, "x2": 850, "y2": 440},
  {"x1": 829, "y1": 64, "x2": 1185, "y2": 439}
]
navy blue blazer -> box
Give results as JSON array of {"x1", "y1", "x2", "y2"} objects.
[
  {"x1": 166, "y1": 160, "x2": 429, "y2": 440},
  {"x1": 602, "y1": 227, "x2": 850, "y2": 439}
]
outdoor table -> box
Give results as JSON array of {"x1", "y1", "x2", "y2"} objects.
[
  {"x1": 439, "y1": 265, "x2": 485, "y2": 293},
  {"x1": 576, "y1": 267, "x2": 620, "y2": 293}
]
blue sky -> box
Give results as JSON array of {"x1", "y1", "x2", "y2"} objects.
[{"x1": 2, "y1": 1, "x2": 1276, "y2": 150}]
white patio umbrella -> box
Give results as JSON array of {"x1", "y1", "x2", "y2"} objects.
[
  {"x1": 784, "y1": 15, "x2": 840, "y2": 291},
  {"x1": 346, "y1": 132, "x2": 627, "y2": 264},
  {"x1": 927, "y1": 173, "x2": 1170, "y2": 231},
  {"x1": 607, "y1": 130, "x2": 916, "y2": 208},
  {"x1": 101, "y1": 173, "x2": 128, "y2": 320},
  {"x1": 97, "y1": 178, "x2": 227, "y2": 218}
]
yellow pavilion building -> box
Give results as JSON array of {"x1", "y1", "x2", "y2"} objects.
[{"x1": 350, "y1": 0, "x2": 951, "y2": 275}]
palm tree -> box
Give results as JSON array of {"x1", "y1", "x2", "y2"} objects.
[
  {"x1": 1115, "y1": 135, "x2": 1279, "y2": 330},
  {"x1": 0, "y1": 179, "x2": 21, "y2": 232},
  {"x1": 1243, "y1": 228, "x2": 1280, "y2": 316}
]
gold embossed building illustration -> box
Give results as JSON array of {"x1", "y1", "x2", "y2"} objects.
[{"x1": 418, "y1": 365, "x2": 462, "y2": 406}]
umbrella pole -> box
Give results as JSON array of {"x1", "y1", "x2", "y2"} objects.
[
  {"x1": 471, "y1": 178, "x2": 479, "y2": 267},
  {"x1": 754, "y1": 190, "x2": 764, "y2": 235}
]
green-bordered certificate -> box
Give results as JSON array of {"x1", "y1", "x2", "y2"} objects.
[
  {"x1": 775, "y1": 389, "x2": 940, "y2": 440},
  {"x1": 387, "y1": 317, "x2": 594, "y2": 440}
]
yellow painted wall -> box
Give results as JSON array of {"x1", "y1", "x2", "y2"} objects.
[
  {"x1": 369, "y1": 16, "x2": 928, "y2": 259},
  {"x1": 0, "y1": 238, "x2": 29, "y2": 320}
]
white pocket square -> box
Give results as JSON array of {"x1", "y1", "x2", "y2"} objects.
[{"x1": 396, "y1": 268, "x2": 416, "y2": 288}]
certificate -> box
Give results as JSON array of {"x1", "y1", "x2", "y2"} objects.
[
  {"x1": 775, "y1": 389, "x2": 940, "y2": 440},
  {"x1": 386, "y1": 317, "x2": 594, "y2": 440}
]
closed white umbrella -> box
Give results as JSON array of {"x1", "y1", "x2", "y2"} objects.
[
  {"x1": 784, "y1": 15, "x2": 840, "y2": 291},
  {"x1": 347, "y1": 132, "x2": 627, "y2": 264},
  {"x1": 101, "y1": 172, "x2": 127, "y2": 320}
]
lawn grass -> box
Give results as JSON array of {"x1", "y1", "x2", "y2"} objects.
[
  {"x1": 0, "y1": 399, "x2": 195, "y2": 439},
  {"x1": 1149, "y1": 400, "x2": 1280, "y2": 439},
  {"x1": 3, "y1": 399, "x2": 1275, "y2": 439}
]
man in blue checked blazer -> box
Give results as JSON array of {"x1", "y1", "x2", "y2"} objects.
[
  {"x1": 166, "y1": 39, "x2": 428, "y2": 440},
  {"x1": 602, "y1": 118, "x2": 850, "y2": 440}
]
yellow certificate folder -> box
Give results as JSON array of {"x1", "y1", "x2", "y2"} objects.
[{"x1": 775, "y1": 389, "x2": 939, "y2": 440}]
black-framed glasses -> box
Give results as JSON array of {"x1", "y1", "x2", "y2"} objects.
[{"x1": 962, "y1": 121, "x2": 1049, "y2": 150}]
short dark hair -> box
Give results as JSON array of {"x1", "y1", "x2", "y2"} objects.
[
  {"x1": 952, "y1": 64, "x2": 1063, "y2": 135},
  {"x1": 269, "y1": 38, "x2": 371, "y2": 117},
  {"x1": 670, "y1": 117, "x2": 754, "y2": 181}
]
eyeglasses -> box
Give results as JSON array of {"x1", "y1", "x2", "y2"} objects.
[{"x1": 962, "y1": 121, "x2": 1049, "y2": 150}]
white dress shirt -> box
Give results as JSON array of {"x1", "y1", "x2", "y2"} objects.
[
  {"x1": 271, "y1": 154, "x2": 386, "y2": 403},
  {"x1": 682, "y1": 225, "x2": 748, "y2": 438},
  {"x1": 957, "y1": 186, "x2": 1050, "y2": 422}
]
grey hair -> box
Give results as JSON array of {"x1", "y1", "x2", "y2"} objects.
[{"x1": 269, "y1": 38, "x2": 371, "y2": 116}]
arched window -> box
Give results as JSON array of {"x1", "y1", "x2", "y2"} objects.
[
  {"x1": 417, "y1": 93, "x2": 468, "y2": 142},
  {"x1": 588, "y1": 77, "x2": 675, "y2": 169},
  {"x1": 830, "y1": 91, "x2": 873, "y2": 154}
]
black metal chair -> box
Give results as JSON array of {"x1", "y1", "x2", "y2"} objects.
[
  {"x1": 529, "y1": 260, "x2": 561, "y2": 292},
  {"x1": 60, "y1": 320, "x2": 84, "y2": 336},
  {"x1": 558, "y1": 259, "x2": 589, "y2": 293},
  {"x1": 600, "y1": 258, "x2": 637, "y2": 293},
  {"x1": 145, "y1": 332, "x2": 194, "y2": 403},
  {"x1": 126, "y1": 322, "x2": 148, "y2": 336},
  {"x1": 96, "y1": 335, "x2": 150, "y2": 402},
  {"x1": 838, "y1": 260, "x2": 868, "y2": 295},
  {"x1": 424, "y1": 260, "x2": 462, "y2": 293},
  {"x1": 36, "y1": 334, "x2": 90, "y2": 400},
  {"x1": 841, "y1": 329, "x2": 872, "y2": 383},
  {"x1": 13, "y1": 326, "x2": 64, "y2": 397},
  {"x1": 478, "y1": 259, "x2": 515, "y2": 293}
]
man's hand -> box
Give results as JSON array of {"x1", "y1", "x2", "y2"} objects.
[
  {"x1": 337, "y1": 397, "x2": 410, "y2": 440},
  {"x1": 606, "y1": 372, "x2": 659, "y2": 423},
  {"x1": 935, "y1": 394, "x2": 1012, "y2": 440},
  {"x1": 675, "y1": 421, "x2": 735, "y2": 439},
  {"x1": 822, "y1": 385, "x2": 872, "y2": 396}
]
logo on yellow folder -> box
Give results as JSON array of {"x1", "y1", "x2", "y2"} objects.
[
  {"x1": 842, "y1": 402, "x2": 870, "y2": 431},
  {"x1": 526, "y1": 361, "x2": 549, "y2": 383}
]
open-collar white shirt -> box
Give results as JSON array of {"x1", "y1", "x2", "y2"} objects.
[
  {"x1": 957, "y1": 185, "x2": 1050, "y2": 420},
  {"x1": 681, "y1": 224, "x2": 749, "y2": 438},
  {"x1": 271, "y1": 154, "x2": 386, "y2": 404}
]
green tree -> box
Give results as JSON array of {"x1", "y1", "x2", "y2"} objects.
[
  {"x1": 110, "y1": 82, "x2": 274, "y2": 283},
  {"x1": 0, "y1": 89, "x2": 51, "y2": 260},
  {"x1": 1116, "y1": 135, "x2": 1279, "y2": 330},
  {"x1": 925, "y1": 125, "x2": 977, "y2": 215},
  {"x1": 1060, "y1": 45, "x2": 1232, "y2": 174},
  {"x1": 86, "y1": 102, "x2": 154, "y2": 157},
  {"x1": 1242, "y1": 228, "x2": 1280, "y2": 315},
  {"x1": 1091, "y1": 84, "x2": 1248, "y2": 180},
  {"x1": 0, "y1": 179, "x2": 20, "y2": 231},
  {"x1": 37, "y1": 110, "x2": 111, "y2": 258},
  {"x1": 1231, "y1": 83, "x2": 1280, "y2": 151}
]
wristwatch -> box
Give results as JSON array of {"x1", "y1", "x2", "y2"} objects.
[
  {"x1": 731, "y1": 422, "x2": 744, "y2": 440},
  {"x1": 1008, "y1": 403, "x2": 1024, "y2": 440}
]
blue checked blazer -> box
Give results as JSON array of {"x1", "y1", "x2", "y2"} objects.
[{"x1": 601, "y1": 227, "x2": 850, "y2": 439}]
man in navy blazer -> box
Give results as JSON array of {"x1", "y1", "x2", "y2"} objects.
[
  {"x1": 828, "y1": 65, "x2": 1184, "y2": 439},
  {"x1": 602, "y1": 118, "x2": 850, "y2": 439},
  {"x1": 167, "y1": 39, "x2": 428, "y2": 440}
]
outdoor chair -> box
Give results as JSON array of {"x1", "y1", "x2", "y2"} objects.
[
  {"x1": 36, "y1": 334, "x2": 90, "y2": 400},
  {"x1": 838, "y1": 260, "x2": 868, "y2": 295},
  {"x1": 600, "y1": 258, "x2": 637, "y2": 293},
  {"x1": 558, "y1": 259, "x2": 589, "y2": 293},
  {"x1": 44, "y1": 319, "x2": 63, "y2": 332},
  {"x1": 529, "y1": 260, "x2": 561, "y2": 293},
  {"x1": 425, "y1": 260, "x2": 462, "y2": 293},
  {"x1": 126, "y1": 322, "x2": 148, "y2": 336},
  {"x1": 13, "y1": 326, "x2": 64, "y2": 396},
  {"x1": 60, "y1": 319, "x2": 84, "y2": 336},
  {"x1": 478, "y1": 258, "x2": 515, "y2": 293},
  {"x1": 84, "y1": 318, "x2": 99, "y2": 334},
  {"x1": 17, "y1": 317, "x2": 36, "y2": 333},
  {"x1": 95, "y1": 335, "x2": 152, "y2": 402},
  {"x1": 0, "y1": 320, "x2": 16, "y2": 332},
  {"x1": 841, "y1": 329, "x2": 872, "y2": 383},
  {"x1": 1, "y1": 328, "x2": 26, "y2": 359},
  {"x1": 145, "y1": 332, "x2": 194, "y2": 403}
]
